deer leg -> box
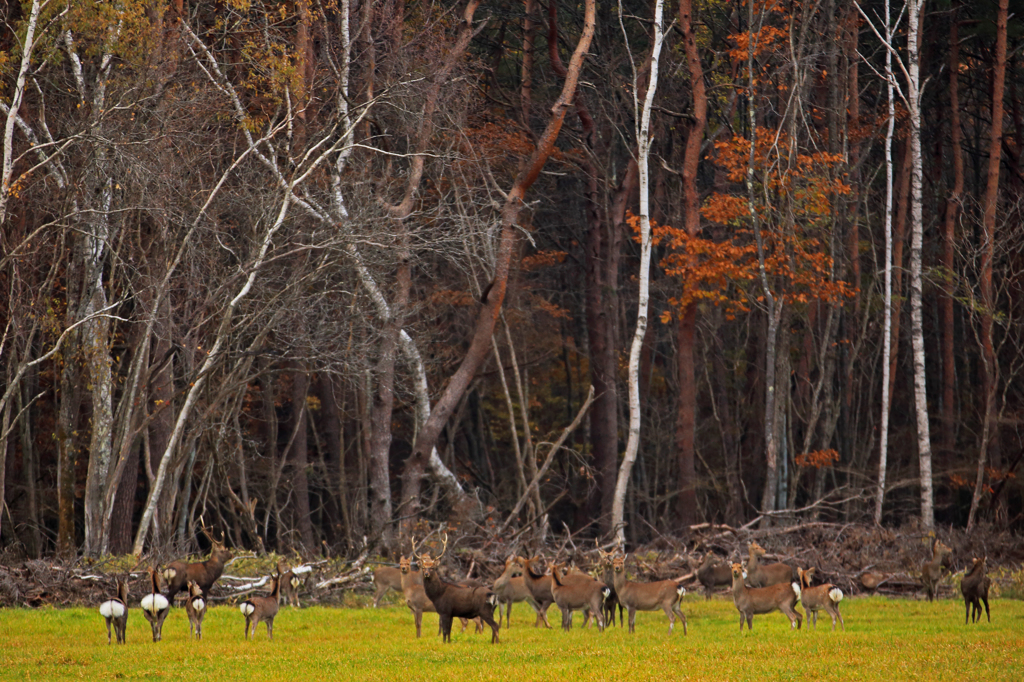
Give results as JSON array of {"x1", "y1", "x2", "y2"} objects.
[
  {"x1": 266, "y1": 616, "x2": 274, "y2": 640},
  {"x1": 479, "y1": 610, "x2": 500, "y2": 644},
  {"x1": 414, "y1": 608, "x2": 422, "y2": 638},
  {"x1": 982, "y1": 596, "x2": 990, "y2": 623},
  {"x1": 628, "y1": 607, "x2": 637, "y2": 634}
]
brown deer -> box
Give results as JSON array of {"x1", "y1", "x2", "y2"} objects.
[
  {"x1": 184, "y1": 580, "x2": 207, "y2": 640},
  {"x1": 797, "y1": 567, "x2": 845, "y2": 631},
  {"x1": 372, "y1": 565, "x2": 403, "y2": 607},
  {"x1": 549, "y1": 562, "x2": 610, "y2": 632},
  {"x1": 746, "y1": 541, "x2": 798, "y2": 588},
  {"x1": 492, "y1": 555, "x2": 544, "y2": 628},
  {"x1": 163, "y1": 528, "x2": 233, "y2": 602},
  {"x1": 239, "y1": 570, "x2": 282, "y2": 640},
  {"x1": 279, "y1": 561, "x2": 312, "y2": 608},
  {"x1": 398, "y1": 555, "x2": 478, "y2": 637},
  {"x1": 141, "y1": 567, "x2": 170, "y2": 642},
  {"x1": 731, "y1": 563, "x2": 802, "y2": 631},
  {"x1": 921, "y1": 538, "x2": 952, "y2": 602},
  {"x1": 697, "y1": 552, "x2": 733, "y2": 599},
  {"x1": 515, "y1": 556, "x2": 554, "y2": 628},
  {"x1": 595, "y1": 549, "x2": 624, "y2": 627},
  {"x1": 416, "y1": 537, "x2": 500, "y2": 644},
  {"x1": 610, "y1": 554, "x2": 687, "y2": 634},
  {"x1": 99, "y1": 577, "x2": 129, "y2": 645},
  {"x1": 960, "y1": 557, "x2": 991, "y2": 624}
]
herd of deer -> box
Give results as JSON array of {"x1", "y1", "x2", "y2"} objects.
[{"x1": 99, "y1": 532, "x2": 993, "y2": 645}]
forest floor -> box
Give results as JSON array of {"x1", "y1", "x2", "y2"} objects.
[
  {"x1": 1, "y1": 597, "x2": 1022, "y2": 681},
  {"x1": 1, "y1": 522, "x2": 1022, "y2": 608}
]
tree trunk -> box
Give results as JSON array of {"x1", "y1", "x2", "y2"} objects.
[
  {"x1": 969, "y1": 0, "x2": 1008, "y2": 531},
  {"x1": 290, "y1": 365, "x2": 315, "y2": 550}
]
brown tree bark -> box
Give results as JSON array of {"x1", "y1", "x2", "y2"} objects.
[
  {"x1": 399, "y1": 0, "x2": 596, "y2": 535},
  {"x1": 290, "y1": 365, "x2": 315, "y2": 551},
  {"x1": 673, "y1": 0, "x2": 708, "y2": 528}
]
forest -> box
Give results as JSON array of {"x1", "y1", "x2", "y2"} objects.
[{"x1": 1, "y1": 0, "x2": 1022, "y2": 561}]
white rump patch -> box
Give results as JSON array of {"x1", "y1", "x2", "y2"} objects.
[
  {"x1": 141, "y1": 593, "x2": 169, "y2": 614},
  {"x1": 829, "y1": 587, "x2": 844, "y2": 603},
  {"x1": 161, "y1": 568, "x2": 177, "y2": 582},
  {"x1": 100, "y1": 600, "x2": 125, "y2": 619},
  {"x1": 192, "y1": 598, "x2": 206, "y2": 612},
  {"x1": 741, "y1": 570, "x2": 748, "y2": 580},
  {"x1": 290, "y1": 577, "x2": 302, "y2": 589},
  {"x1": 676, "y1": 585, "x2": 686, "y2": 597},
  {"x1": 240, "y1": 601, "x2": 255, "y2": 616},
  {"x1": 791, "y1": 582, "x2": 801, "y2": 601}
]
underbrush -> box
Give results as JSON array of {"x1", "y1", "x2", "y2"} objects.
[{"x1": 1, "y1": 597, "x2": 1021, "y2": 681}]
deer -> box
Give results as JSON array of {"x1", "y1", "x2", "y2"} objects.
[
  {"x1": 960, "y1": 556, "x2": 991, "y2": 624},
  {"x1": 515, "y1": 555, "x2": 554, "y2": 628},
  {"x1": 595, "y1": 548, "x2": 624, "y2": 627},
  {"x1": 99, "y1": 577, "x2": 129, "y2": 645},
  {"x1": 162, "y1": 526, "x2": 233, "y2": 603},
  {"x1": 240, "y1": 569, "x2": 282, "y2": 640},
  {"x1": 372, "y1": 565, "x2": 403, "y2": 608},
  {"x1": 746, "y1": 541, "x2": 798, "y2": 588},
  {"x1": 398, "y1": 555, "x2": 479, "y2": 637},
  {"x1": 921, "y1": 538, "x2": 952, "y2": 602},
  {"x1": 731, "y1": 562, "x2": 802, "y2": 631},
  {"x1": 141, "y1": 567, "x2": 171, "y2": 642},
  {"x1": 492, "y1": 555, "x2": 544, "y2": 628},
  {"x1": 697, "y1": 552, "x2": 733, "y2": 599},
  {"x1": 416, "y1": 536, "x2": 500, "y2": 644},
  {"x1": 279, "y1": 561, "x2": 312, "y2": 608},
  {"x1": 549, "y1": 561, "x2": 610, "y2": 632},
  {"x1": 610, "y1": 554, "x2": 687, "y2": 634},
  {"x1": 797, "y1": 567, "x2": 845, "y2": 631},
  {"x1": 185, "y1": 580, "x2": 207, "y2": 640}
]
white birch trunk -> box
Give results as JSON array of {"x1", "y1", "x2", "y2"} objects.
[
  {"x1": 612, "y1": 0, "x2": 666, "y2": 545},
  {"x1": 906, "y1": 0, "x2": 933, "y2": 530},
  {"x1": 875, "y1": 0, "x2": 896, "y2": 525}
]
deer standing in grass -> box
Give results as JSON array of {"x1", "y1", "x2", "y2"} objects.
[
  {"x1": 610, "y1": 554, "x2": 687, "y2": 634},
  {"x1": 141, "y1": 567, "x2": 170, "y2": 642},
  {"x1": 549, "y1": 562, "x2": 610, "y2": 632},
  {"x1": 240, "y1": 570, "x2": 282, "y2": 640},
  {"x1": 279, "y1": 561, "x2": 312, "y2": 608},
  {"x1": 921, "y1": 538, "x2": 952, "y2": 602},
  {"x1": 731, "y1": 563, "x2": 802, "y2": 631},
  {"x1": 797, "y1": 567, "x2": 845, "y2": 631},
  {"x1": 515, "y1": 556, "x2": 555, "y2": 628},
  {"x1": 416, "y1": 537, "x2": 500, "y2": 644},
  {"x1": 398, "y1": 555, "x2": 478, "y2": 637},
  {"x1": 372, "y1": 566, "x2": 403, "y2": 608},
  {"x1": 492, "y1": 556, "x2": 544, "y2": 628},
  {"x1": 746, "y1": 541, "x2": 798, "y2": 588},
  {"x1": 595, "y1": 549, "x2": 624, "y2": 627},
  {"x1": 960, "y1": 557, "x2": 991, "y2": 624},
  {"x1": 697, "y1": 552, "x2": 733, "y2": 599},
  {"x1": 99, "y1": 577, "x2": 129, "y2": 645},
  {"x1": 185, "y1": 580, "x2": 207, "y2": 640},
  {"x1": 163, "y1": 527, "x2": 233, "y2": 602}
]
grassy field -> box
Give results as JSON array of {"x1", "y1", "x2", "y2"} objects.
[{"x1": 1, "y1": 596, "x2": 1021, "y2": 681}]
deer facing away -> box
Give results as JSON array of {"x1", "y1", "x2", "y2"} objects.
[
  {"x1": 921, "y1": 539, "x2": 952, "y2": 602},
  {"x1": 731, "y1": 563, "x2": 803, "y2": 631},
  {"x1": 960, "y1": 557, "x2": 991, "y2": 624},
  {"x1": 141, "y1": 567, "x2": 170, "y2": 642},
  {"x1": 185, "y1": 580, "x2": 207, "y2": 640},
  {"x1": 240, "y1": 570, "x2": 282, "y2": 640},
  {"x1": 99, "y1": 577, "x2": 129, "y2": 645},
  {"x1": 797, "y1": 567, "x2": 845, "y2": 631},
  {"x1": 610, "y1": 554, "x2": 687, "y2": 634}
]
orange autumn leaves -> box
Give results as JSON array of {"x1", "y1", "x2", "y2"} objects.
[{"x1": 646, "y1": 129, "x2": 855, "y2": 321}]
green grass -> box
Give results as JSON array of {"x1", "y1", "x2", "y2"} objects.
[{"x1": 1, "y1": 597, "x2": 1022, "y2": 681}]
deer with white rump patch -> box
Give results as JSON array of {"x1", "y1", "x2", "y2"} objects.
[
  {"x1": 416, "y1": 535, "x2": 501, "y2": 644},
  {"x1": 99, "y1": 577, "x2": 129, "y2": 645},
  {"x1": 185, "y1": 580, "x2": 207, "y2": 640},
  {"x1": 141, "y1": 567, "x2": 170, "y2": 642},
  {"x1": 731, "y1": 562, "x2": 802, "y2": 631},
  {"x1": 549, "y1": 561, "x2": 610, "y2": 632},
  {"x1": 279, "y1": 561, "x2": 312, "y2": 608},
  {"x1": 162, "y1": 524, "x2": 233, "y2": 602},
  {"x1": 797, "y1": 567, "x2": 845, "y2": 631},
  {"x1": 610, "y1": 554, "x2": 687, "y2": 634},
  {"x1": 240, "y1": 570, "x2": 282, "y2": 640}
]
